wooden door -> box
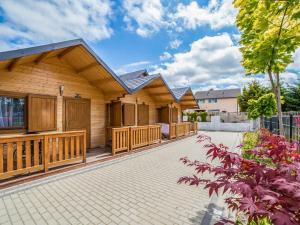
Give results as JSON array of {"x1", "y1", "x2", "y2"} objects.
[
  {"x1": 138, "y1": 104, "x2": 149, "y2": 125},
  {"x1": 64, "y1": 98, "x2": 91, "y2": 148}
]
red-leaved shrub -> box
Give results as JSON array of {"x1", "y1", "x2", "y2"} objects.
[{"x1": 178, "y1": 130, "x2": 300, "y2": 225}]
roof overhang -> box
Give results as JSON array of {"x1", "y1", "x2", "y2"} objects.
[{"x1": 0, "y1": 39, "x2": 130, "y2": 96}]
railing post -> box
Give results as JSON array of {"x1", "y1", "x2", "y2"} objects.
[
  {"x1": 176, "y1": 124, "x2": 178, "y2": 139},
  {"x1": 148, "y1": 125, "x2": 150, "y2": 145},
  {"x1": 128, "y1": 127, "x2": 131, "y2": 151},
  {"x1": 290, "y1": 114, "x2": 293, "y2": 141},
  {"x1": 83, "y1": 131, "x2": 87, "y2": 162},
  {"x1": 112, "y1": 129, "x2": 116, "y2": 155},
  {"x1": 43, "y1": 135, "x2": 49, "y2": 172}
]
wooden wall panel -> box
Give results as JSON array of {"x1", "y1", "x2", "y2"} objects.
[
  {"x1": 119, "y1": 89, "x2": 164, "y2": 125},
  {"x1": 0, "y1": 57, "x2": 106, "y2": 148},
  {"x1": 110, "y1": 101, "x2": 122, "y2": 126},
  {"x1": 137, "y1": 104, "x2": 149, "y2": 125},
  {"x1": 123, "y1": 103, "x2": 135, "y2": 126},
  {"x1": 172, "y1": 107, "x2": 178, "y2": 123},
  {"x1": 159, "y1": 106, "x2": 170, "y2": 123}
]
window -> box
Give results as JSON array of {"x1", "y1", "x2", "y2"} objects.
[
  {"x1": 208, "y1": 98, "x2": 218, "y2": 103},
  {"x1": 0, "y1": 96, "x2": 25, "y2": 129},
  {"x1": 198, "y1": 99, "x2": 205, "y2": 104}
]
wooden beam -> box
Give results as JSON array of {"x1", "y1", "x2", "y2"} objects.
[
  {"x1": 150, "y1": 93, "x2": 170, "y2": 97},
  {"x1": 6, "y1": 57, "x2": 21, "y2": 71},
  {"x1": 34, "y1": 52, "x2": 51, "y2": 64},
  {"x1": 180, "y1": 99, "x2": 195, "y2": 102},
  {"x1": 93, "y1": 77, "x2": 116, "y2": 85},
  {"x1": 57, "y1": 46, "x2": 77, "y2": 59},
  {"x1": 76, "y1": 62, "x2": 98, "y2": 73},
  {"x1": 144, "y1": 84, "x2": 165, "y2": 89}
]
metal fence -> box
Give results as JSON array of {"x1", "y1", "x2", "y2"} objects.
[{"x1": 263, "y1": 113, "x2": 300, "y2": 142}]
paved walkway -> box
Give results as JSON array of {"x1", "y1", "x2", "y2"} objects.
[{"x1": 0, "y1": 132, "x2": 242, "y2": 225}]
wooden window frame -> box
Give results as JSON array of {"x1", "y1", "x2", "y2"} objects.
[{"x1": 0, "y1": 90, "x2": 27, "y2": 133}]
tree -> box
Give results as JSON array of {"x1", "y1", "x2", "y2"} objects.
[
  {"x1": 247, "y1": 93, "x2": 277, "y2": 127},
  {"x1": 284, "y1": 82, "x2": 300, "y2": 111},
  {"x1": 233, "y1": 0, "x2": 300, "y2": 135},
  {"x1": 238, "y1": 81, "x2": 270, "y2": 112}
]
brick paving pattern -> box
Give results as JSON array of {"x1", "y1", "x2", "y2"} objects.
[{"x1": 0, "y1": 132, "x2": 241, "y2": 225}]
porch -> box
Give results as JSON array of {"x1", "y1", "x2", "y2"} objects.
[{"x1": 0, "y1": 122, "x2": 197, "y2": 183}]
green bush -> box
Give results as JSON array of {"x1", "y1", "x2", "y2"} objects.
[
  {"x1": 242, "y1": 131, "x2": 273, "y2": 166},
  {"x1": 242, "y1": 132, "x2": 259, "y2": 159},
  {"x1": 199, "y1": 111, "x2": 208, "y2": 122}
]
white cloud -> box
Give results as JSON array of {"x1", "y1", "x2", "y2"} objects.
[
  {"x1": 172, "y1": 0, "x2": 237, "y2": 31},
  {"x1": 123, "y1": 0, "x2": 164, "y2": 37},
  {"x1": 169, "y1": 39, "x2": 182, "y2": 49},
  {"x1": 288, "y1": 48, "x2": 300, "y2": 71},
  {"x1": 160, "y1": 52, "x2": 172, "y2": 61},
  {"x1": 0, "y1": 0, "x2": 113, "y2": 51},
  {"x1": 154, "y1": 33, "x2": 243, "y2": 88}
]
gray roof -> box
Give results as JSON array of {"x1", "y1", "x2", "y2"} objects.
[
  {"x1": 0, "y1": 39, "x2": 130, "y2": 93},
  {"x1": 119, "y1": 71, "x2": 160, "y2": 93},
  {"x1": 119, "y1": 70, "x2": 148, "y2": 80},
  {"x1": 171, "y1": 87, "x2": 190, "y2": 101},
  {"x1": 195, "y1": 88, "x2": 241, "y2": 99},
  {"x1": 119, "y1": 71, "x2": 179, "y2": 100}
]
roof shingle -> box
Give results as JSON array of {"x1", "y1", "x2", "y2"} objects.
[{"x1": 195, "y1": 88, "x2": 241, "y2": 99}]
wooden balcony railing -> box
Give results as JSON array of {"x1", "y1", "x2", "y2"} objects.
[
  {"x1": 111, "y1": 127, "x2": 130, "y2": 155},
  {"x1": 148, "y1": 125, "x2": 161, "y2": 144},
  {"x1": 0, "y1": 131, "x2": 86, "y2": 180},
  {"x1": 111, "y1": 125, "x2": 161, "y2": 154},
  {"x1": 169, "y1": 122, "x2": 198, "y2": 139}
]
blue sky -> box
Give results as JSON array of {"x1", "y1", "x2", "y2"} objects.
[{"x1": 0, "y1": 0, "x2": 299, "y2": 92}]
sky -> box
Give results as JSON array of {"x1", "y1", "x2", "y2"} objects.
[{"x1": 0, "y1": 0, "x2": 299, "y2": 92}]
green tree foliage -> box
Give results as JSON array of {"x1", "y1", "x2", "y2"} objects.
[
  {"x1": 247, "y1": 93, "x2": 277, "y2": 120},
  {"x1": 186, "y1": 112, "x2": 198, "y2": 122},
  {"x1": 199, "y1": 111, "x2": 208, "y2": 122},
  {"x1": 284, "y1": 82, "x2": 300, "y2": 111},
  {"x1": 233, "y1": 0, "x2": 300, "y2": 134},
  {"x1": 238, "y1": 81, "x2": 270, "y2": 112}
]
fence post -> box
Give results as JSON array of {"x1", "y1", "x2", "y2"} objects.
[
  {"x1": 290, "y1": 114, "x2": 293, "y2": 142},
  {"x1": 43, "y1": 135, "x2": 49, "y2": 172},
  {"x1": 277, "y1": 117, "x2": 280, "y2": 135}
]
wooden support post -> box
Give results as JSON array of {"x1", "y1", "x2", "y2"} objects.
[
  {"x1": 43, "y1": 136, "x2": 49, "y2": 172},
  {"x1": 83, "y1": 131, "x2": 87, "y2": 163},
  {"x1": 112, "y1": 129, "x2": 116, "y2": 155}
]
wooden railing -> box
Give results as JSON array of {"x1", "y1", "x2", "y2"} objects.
[
  {"x1": 130, "y1": 126, "x2": 149, "y2": 149},
  {"x1": 0, "y1": 131, "x2": 86, "y2": 180},
  {"x1": 190, "y1": 122, "x2": 198, "y2": 133},
  {"x1": 169, "y1": 123, "x2": 177, "y2": 139},
  {"x1": 169, "y1": 122, "x2": 198, "y2": 139},
  {"x1": 112, "y1": 127, "x2": 130, "y2": 155},
  {"x1": 148, "y1": 125, "x2": 161, "y2": 144},
  {"x1": 176, "y1": 123, "x2": 187, "y2": 137},
  {"x1": 111, "y1": 125, "x2": 161, "y2": 154}
]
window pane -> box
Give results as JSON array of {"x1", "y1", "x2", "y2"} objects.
[{"x1": 0, "y1": 97, "x2": 25, "y2": 128}]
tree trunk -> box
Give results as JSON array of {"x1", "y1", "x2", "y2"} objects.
[
  {"x1": 267, "y1": 70, "x2": 284, "y2": 135},
  {"x1": 275, "y1": 72, "x2": 284, "y2": 135}
]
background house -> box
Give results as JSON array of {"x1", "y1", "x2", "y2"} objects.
[{"x1": 195, "y1": 88, "x2": 241, "y2": 113}]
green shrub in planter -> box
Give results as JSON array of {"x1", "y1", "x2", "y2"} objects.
[{"x1": 199, "y1": 111, "x2": 208, "y2": 122}]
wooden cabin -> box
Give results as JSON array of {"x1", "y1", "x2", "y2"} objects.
[{"x1": 0, "y1": 39, "x2": 198, "y2": 180}]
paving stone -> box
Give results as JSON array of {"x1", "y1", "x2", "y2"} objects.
[{"x1": 0, "y1": 132, "x2": 241, "y2": 225}]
